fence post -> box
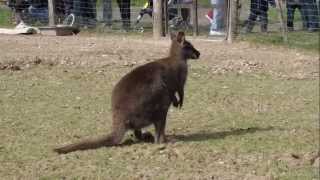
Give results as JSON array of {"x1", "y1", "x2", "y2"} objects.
[
  {"x1": 153, "y1": 0, "x2": 163, "y2": 39},
  {"x1": 275, "y1": 0, "x2": 287, "y2": 42},
  {"x1": 192, "y1": 0, "x2": 199, "y2": 36},
  {"x1": 227, "y1": 0, "x2": 240, "y2": 43},
  {"x1": 164, "y1": 0, "x2": 168, "y2": 35},
  {"x1": 48, "y1": 0, "x2": 55, "y2": 26}
]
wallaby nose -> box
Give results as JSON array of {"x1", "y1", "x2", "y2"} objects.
[{"x1": 195, "y1": 50, "x2": 200, "y2": 59}]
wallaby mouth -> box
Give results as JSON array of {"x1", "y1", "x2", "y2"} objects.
[{"x1": 192, "y1": 51, "x2": 200, "y2": 59}]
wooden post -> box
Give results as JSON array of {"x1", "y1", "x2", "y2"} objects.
[
  {"x1": 227, "y1": 0, "x2": 240, "y2": 43},
  {"x1": 153, "y1": 0, "x2": 163, "y2": 39},
  {"x1": 226, "y1": 0, "x2": 233, "y2": 43},
  {"x1": 192, "y1": 0, "x2": 198, "y2": 36},
  {"x1": 164, "y1": 0, "x2": 168, "y2": 35},
  {"x1": 48, "y1": 0, "x2": 55, "y2": 26},
  {"x1": 275, "y1": 0, "x2": 287, "y2": 42}
]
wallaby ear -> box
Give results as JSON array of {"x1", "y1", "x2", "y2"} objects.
[
  {"x1": 176, "y1": 31, "x2": 185, "y2": 43},
  {"x1": 170, "y1": 31, "x2": 185, "y2": 43},
  {"x1": 170, "y1": 32, "x2": 177, "y2": 41}
]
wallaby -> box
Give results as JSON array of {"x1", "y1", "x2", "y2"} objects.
[{"x1": 54, "y1": 32, "x2": 200, "y2": 154}]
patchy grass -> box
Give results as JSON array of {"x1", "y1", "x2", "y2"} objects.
[
  {"x1": 240, "y1": 31, "x2": 320, "y2": 52},
  {"x1": 0, "y1": 6, "x2": 13, "y2": 27},
  {"x1": 0, "y1": 62, "x2": 318, "y2": 179},
  {"x1": 238, "y1": 1, "x2": 319, "y2": 52}
]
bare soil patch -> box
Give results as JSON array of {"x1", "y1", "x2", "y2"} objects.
[{"x1": 0, "y1": 34, "x2": 318, "y2": 79}]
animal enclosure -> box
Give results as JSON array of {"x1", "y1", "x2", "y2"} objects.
[
  {"x1": 0, "y1": 34, "x2": 318, "y2": 179},
  {"x1": 1, "y1": 0, "x2": 319, "y2": 46}
]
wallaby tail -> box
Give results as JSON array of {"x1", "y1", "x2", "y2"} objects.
[{"x1": 54, "y1": 130, "x2": 125, "y2": 154}]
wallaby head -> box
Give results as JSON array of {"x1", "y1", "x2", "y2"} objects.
[{"x1": 170, "y1": 31, "x2": 200, "y2": 60}]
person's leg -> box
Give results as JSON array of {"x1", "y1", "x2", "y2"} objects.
[
  {"x1": 215, "y1": 0, "x2": 225, "y2": 31},
  {"x1": 287, "y1": 3, "x2": 295, "y2": 31},
  {"x1": 123, "y1": 0, "x2": 131, "y2": 29},
  {"x1": 244, "y1": 0, "x2": 259, "y2": 33},
  {"x1": 245, "y1": 10, "x2": 258, "y2": 33},
  {"x1": 302, "y1": 0, "x2": 319, "y2": 31},
  {"x1": 117, "y1": 0, "x2": 131, "y2": 30},
  {"x1": 210, "y1": 0, "x2": 225, "y2": 34},
  {"x1": 103, "y1": 0, "x2": 113, "y2": 26},
  {"x1": 64, "y1": 0, "x2": 73, "y2": 16},
  {"x1": 89, "y1": 0, "x2": 97, "y2": 19},
  {"x1": 300, "y1": 1, "x2": 310, "y2": 30},
  {"x1": 297, "y1": 3, "x2": 308, "y2": 30},
  {"x1": 307, "y1": 0, "x2": 319, "y2": 30},
  {"x1": 260, "y1": 10, "x2": 268, "y2": 32}
]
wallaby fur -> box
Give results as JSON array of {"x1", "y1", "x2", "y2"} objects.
[{"x1": 54, "y1": 32, "x2": 200, "y2": 154}]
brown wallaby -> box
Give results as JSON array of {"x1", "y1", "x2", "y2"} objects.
[{"x1": 54, "y1": 32, "x2": 200, "y2": 154}]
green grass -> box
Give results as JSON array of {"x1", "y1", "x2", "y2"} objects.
[
  {"x1": 0, "y1": 6, "x2": 13, "y2": 27},
  {"x1": 240, "y1": 31, "x2": 319, "y2": 52},
  {"x1": 238, "y1": 1, "x2": 319, "y2": 52},
  {"x1": 0, "y1": 63, "x2": 318, "y2": 179}
]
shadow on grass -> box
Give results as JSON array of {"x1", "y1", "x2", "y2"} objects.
[
  {"x1": 120, "y1": 126, "x2": 278, "y2": 146},
  {"x1": 171, "y1": 126, "x2": 277, "y2": 143}
]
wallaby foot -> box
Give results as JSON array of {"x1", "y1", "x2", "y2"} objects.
[
  {"x1": 154, "y1": 121, "x2": 167, "y2": 144},
  {"x1": 134, "y1": 130, "x2": 155, "y2": 143}
]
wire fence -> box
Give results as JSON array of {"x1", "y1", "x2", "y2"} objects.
[
  {"x1": 238, "y1": 0, "x2": 319, "y2": 33},
  {"x1": 0, "y1": 0, "x2": 319, "y2": 45},
  {"x1": 237, "y1": 0, "x2": 319, "y2": 48}
]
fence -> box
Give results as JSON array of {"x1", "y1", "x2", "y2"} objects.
[
  {"x1": 0, "y1": 0, "x2": 319, "y2": 45},
  {"x1": 1, "y1": 0, "x2": 223, "y2": 35},
  {"x1": 237, "y1": 0, "x2": 319, "y2": 45}
]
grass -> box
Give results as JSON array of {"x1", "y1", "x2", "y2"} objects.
[
  {"x1": 240, "y1": 31, "x2": 320, "y2": 52},
  {"x1": 0, "y1": 62, "x2": 318, "y2": 179},
  {"x1": 0, "y1": 6, "x2": 13, "y2": 27},
  {"x1": 238, "y1": 1, "x2": 319, "y2": 52}
]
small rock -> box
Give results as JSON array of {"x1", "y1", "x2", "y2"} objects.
[
  {"x1": 34, "y1": 57, "x2": 42, "y2": 64},
  {"x1": 291, "y1": 153, "x2": 301, "y2": 159},
  {"x1": 157, "y1": 145, "x2": 166, "y2": 151},
  {"x1": 9, "y1": 65, "x2": 21, "y2": 71}
]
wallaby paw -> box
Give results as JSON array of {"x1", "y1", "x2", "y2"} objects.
[
  {"x1": 141, "y1": 131, "x2": 155, "y2": 143},
  {"x1": 172, "y1": 100, "x2": 179, "y2": 107}
]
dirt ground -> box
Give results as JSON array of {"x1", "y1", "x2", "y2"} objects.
[
  {"x1": 0, "y1": 34, "x2": 319, "y2": 180},
  {"x1": 0, "y1": 34, "x2": 318, "y2": 79}
]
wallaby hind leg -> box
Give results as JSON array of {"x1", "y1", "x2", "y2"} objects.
[
  {"x1": 154, "y1": 120, "x2": 166, "y2": 143},
  {"x1": 134, "y1": 130, "x2": 154, "y2": 143},
  {"x1": 108, "y1": 128, "x2": 126, "y2": 145}
]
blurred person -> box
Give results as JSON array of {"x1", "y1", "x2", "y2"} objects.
[
  {"x1": 73, "y1": 0, "x2": 96, "y2": 27},
  {"x1": 117, "y1": 0, "x2": 131, "y2": 30},
  {"x1": 245, "y1": 0, "x2": 275, "y2": 33},
  {"x1": 209, "y1": 0, "x2": 225, "y2": 35},
  {"x1": 302, "y1": 0, "x2": 319, "y2": 31},
  {"x1": 63, "y1": 0, "x2": 73, "y2": 16},
  {"x1": 287, "y1": 0, "x2": 308, "y2": 31},
  {"x1": 7, "y1": 0, "x2": 30, "y2": 24}
]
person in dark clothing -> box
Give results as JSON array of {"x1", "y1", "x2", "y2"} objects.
[
  {"x1": 73, "y1": 0, "x2": 96, "y2": 27},
  {"x1": 63, "y1": 0, "x2": 73, "y2": 16},
  {"x1": 7, "y1": 0, "x2": 30, "y2": 24},
  {"x1": 135, "y1": 0, "x2": 153, "y2": 24},
  {"x1": 245, "y1": 0, "x2": 275, "y2": 33},
  {"x1": 117, "y1": 0, "x2": 131, "y2": 30},
  {"x1": 302, "y1": 0, "x2": 319, "y2": 31},
  {"x1": 287, "y1": 0, "x2": 308, "y2": 31}
]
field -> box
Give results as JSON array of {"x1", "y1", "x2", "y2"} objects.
[{"x1": 0, "y1": 34, "x2": 319, "y2": 180}]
